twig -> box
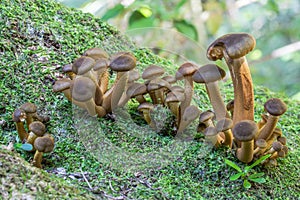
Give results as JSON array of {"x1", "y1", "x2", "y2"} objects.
[{"x1": 80, "y1": 168, "x2": 93, "y2": 190}]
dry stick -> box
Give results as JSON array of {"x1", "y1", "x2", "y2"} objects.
[{"x1": 80, "y1": 168, "x2": 93, "y2": 190}]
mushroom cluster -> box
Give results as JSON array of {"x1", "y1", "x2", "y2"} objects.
[
  {"x1": 53, "y1": 48, "x2": 137, "y2": 117},
  {"x1": 12, "y1": 102, "x2": 54, "y2": 168},
  {"x1": 54, "y1": 33, "x2": 289, "y2": 166}
]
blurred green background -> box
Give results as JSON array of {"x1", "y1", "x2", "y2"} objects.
[{"x1": 56, "y1": 0, "x2": 300, "y2": 99}]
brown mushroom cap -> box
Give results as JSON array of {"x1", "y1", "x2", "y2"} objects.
[
  {"x1": 72, "y1": 56, "x2": 95, "y2": 75},
  {"x1": 170, "y1": 85, "x2": 185, "y2": 93},
  {"x1": 142, "y1": 65, "x2": 165, "y2": 80},
  {"x1": 182, "y1": 105, "x2": 201, "y2": 122},
  {"x1": 192, "y1": 64, "x2": 226, "y2": 83},
  {"x1": 93, "y1": 58, "x2": 109, "y2": 71},
  {"x1": 207, "y1": 33, "x2": 256, "y2": 61},
  {"x1": 255, "y1": 139, "x2": 267, "y2": 148},
  {"x1": 83, "y1": 47, "x2": 109, "y2": 59},
  {"x1": 20, "y1": 102, "x2": 37, "y2": 114},
  {"x1": 199, "y1": 111, "x2": 215, "y2": 123},
  {"x1": 175, "y1": 62, "x2": 198, "y2": 80},
  {"x1": 62, "y1": 64, "x2": 73, "y2": 73},
  {"x1": 162, "y1": 75, "x2": 177, "y2": 84},
  {"x1": 282, "y1": 145, "x2": 288, "y2": 155},
  {"x1": 226, "y1": 100, "x2": 234, "y2": 111},
  {"x1": 277, "y1": 136, "x2": 287, "y2": 145},
  {"x1": 147, "y1": 78, "x2": 171, "y2": 91},
  {"x1": 137, "y1": 102, "x2": 154, "y2": 111},
  {"x1": 109, "y1": 52, "x2": 136, "y2": 72},
  {"x1": 34, "y1": 136, "x2": 54, "y2": 153},
  {"x1": 126, "y1": 82, "x2": 147, "y2": 98},
  {"x1": 264, "y1": 98, "x2": 287, "y2": 116},
  {"x1": 272, "y1": 141, "x2": 283, "y2": 151},
  {"x1": 128, "y1": 70, "x2": 140, "y2": 82},
  {"x1": 53, "y1": 78, "x2": 72, "y2": 92},
  {"x1": 12, "y1": 109, "x2": 26, "y2": 122},
  {"x1": 165, "y1": 91, "x2": 185, "y2": 103},
  {"x1": 29, "y1": 121, "x2": 46, "y2": 136},
  {"x1": 72, "y1": 77, "x2": 96, "y2": 102},
  {"x1": 216, "y1": 118, "x2": 233, "y2": 132},
  {"x1": 233, "y1": 120, "x2": 258, "y2": 141}
]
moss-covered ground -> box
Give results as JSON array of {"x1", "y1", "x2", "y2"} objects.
[{"x1": 0, "y1": 0, "x2": 299, "y2": 199}]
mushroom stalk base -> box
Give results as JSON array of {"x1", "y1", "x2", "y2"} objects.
[{"x1": 237, "y1": 140, "x2": 254, "y2": 163}]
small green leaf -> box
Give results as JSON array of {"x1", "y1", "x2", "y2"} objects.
[
  {"x1": 14, "y1": 143, "x2": 22, "y2": 149},
  {"x1": 101, "y1": 4, "x2": 124, "y2": 21},
  {"x1": 225, "y1": 159, "x2": 242, "y2": 172},
  {"x1": 230, "y1": 172, "x2": 244, "y2": 181},
  {"x1": 243, "y1": 179, "x2": 252, "y2": 189},
  {"x1": 175, "y1": 0, "x2": 187, "y2": 12},
  {"x1": 248, "y1": 172, "x2": 265, "y2": 179},
  {"x1": 249, "y1": 177, "x2": 266, "y2": 183},
  {"x1": 248, "y1": 154, "x2": 271, "y2": 169},
  {"x1": 21, "y1": 143, "x2": 33, "y2": 151},
  {"x1": 173, "y1": 20, "x2": 198, "y2": 41}
]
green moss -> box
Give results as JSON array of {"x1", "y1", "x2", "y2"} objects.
[{"x1": 0, "y1": 0, "x2": 299, "y2": 199}]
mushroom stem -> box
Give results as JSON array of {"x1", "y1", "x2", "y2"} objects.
[
  {"x1": 236, "y1": 140, "x2": 254, "y2": 163},
  {"x1": 32, "y1": 151, "x2": 43, "y2": 168},
  {"x1": 224, "y1": 55, "x2": 254, "y2": 125},
  {"x1": 257, "y1": 115, "x2": 279, "y2": 141},
  {"x1": 205, "y1": 82, "x2": 229, "y2": 121}
]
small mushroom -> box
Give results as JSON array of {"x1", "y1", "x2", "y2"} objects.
[
  {"x1": 137, "y1": 102, "x2": 155, "y2": 128},
  {"x1": 142, "y1": 65, "x2": 165, "y2": 83},
  {"x1": 265, "y1": 127, "x2": 282, "y2": 148},
  {"x1": 83, "y1": 47, "x2": 109, "y2": 60},
  {"x1": 175, "y1": 62, "x2": 198, "y2": 118},
  {"x1": 257, "y1": 98, "x2": 287, "y2": 140},
  {"x1": 233, "y1": 120, "x2": 258, "y2": 163},
  {"x1": 165, "y1": 91, "x2": 185, "y2": 122},
  {"x1": 32, "y1": 135, "x2": 54, "y2": 168},
  {"x1": 192, "y1": 64, "x2": 229, "y2": 121},
  {"x1": 203, "y1": 126, "x2": 224, "y2": 147},
  {"x1": 12, "y1": 109, "x2": 28, "y2": 142},
  {"x1": 253, "y1": 139, "x2": 267, "y2": 156},
  {"x1": 207, "y1": 33, "x2": 256, "y2": 125},
  {"x1": 177, "y1": 105, "x2": 200, "y2": 133},
  {"x1": 199, "y1": 110, "x2": 215, "y2": 128},
  {"x1": 277, "y1": 136, "x2": 286, "y2": 145},
  {"x1": 264, "y1": 141, "x2": 283, "y2": 155},
  {"x1": 72, "y1": 56, "x2": 97, "y2": 84},
  {"x1": 53, "y1": 78, "x2": 73, "y2": 101},
  {"x1": 216, "y1": 118, "x2": 233, "y2": 148},
  {"x1": 62, "y1": 64, "x2": 76, "y2": 80},
  {"x1": 147, "y1": 78, "x2": 171, "y2": 104},
  {"x1": 126, "y1": 82, "x2": 147, "y2": 104},
  {"x1": 20, "y1": 102, "x2": 37, "y2": 129},
  {"x1": 72, "y1": 76, "x2": 97, "y2": 116},
  {"x1": 26, "y1": 121, "x2": 46, "y2": 145}
]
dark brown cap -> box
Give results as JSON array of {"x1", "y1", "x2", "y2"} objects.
[
  {"x1": 264, "y1": 98, "x2": 287, "y2": 116},
  {"x1": 233, "y1": 120, "x2": 257, "y2": 141},
  {"x1": 192, "y1": 64, "x2": 226, "y2": 83}
]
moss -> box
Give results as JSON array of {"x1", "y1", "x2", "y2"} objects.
[{"x1": 0, "y1": 0, "x2": 299, "y2": 199}]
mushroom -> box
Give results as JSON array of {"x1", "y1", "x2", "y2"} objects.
[
  {"x1": 257, "y1": 98, "x2": 287, "y2": 140},
  {"x1": 277, "y1": 136, "x2": 286, "y2": 145},
  {"x1": 233, "y1": 120, "x2": 258, "y2": 163},
  {"x1": 165, "y1": 91, "x2": 185, "y2": 122},
  {"x1": 203, "y1": 126, "x2": 224, "y2": 147},
  {"x1": 207, "y1": 33, "x2": 256, "y2": 125},
  {"x1": 199, "y1": 110, "x2": 215, "y2": 128},
  {"x1": 177, "y1": 105, "x2": 200, "y2": 133},
  {"x1": 72, "y1": 56, "x2": 97, "y2": 83},
  {"x1": 102, "y1": 52, "x2": 136, "y2": 112},
  {"x1": 12, "y1": 108, "x2": 28, "y2": 142},
  {"x1": 265, "y1": 127, "x2": 282, "y2": 148},
  {"x1": 53, "y1": 78, "x2": 73, "y2": 101},
  {"x1": 93, "y1": 58, "x2": 110, "y2": 93},
  {"x1": 147, "y1": 78, "x2": 171, "y2": 104},
  {"x1": 216, "y1": 118, "x2": 233, "y2": 148},
  {"x1": 264, "y1": 141, "x2": 283, "y2": 155},
  {"x1": 137, "y1": 102, "x2": 155, "y2": 129},
  {"x1": 62, "y1": 64, "x2": 76, "y2": 80},
  {"x1": 32, "y1": 135, "x2": 54, "y2": 168},
  {"x1": 26, "y1": 121, "x2": 46, "y2": 146},
  {"x1": 71, "y1": 76, "x2": 97, "y2": 116},
  {"x1": 83, "y1": 47, "x2": 109, "y2": 60},
  {"x1": 175, "y1": 62, "x2": 198, "y2": 117},
  {"x1": 192, "y1": 64, "x2": 229, "y2": 121},
  {"x1": 142, "y1": 65, "x2": 165, "y2": 83},
  {"x1": 253, "y1": 139, "x2": 267, "y2": 156},
  {"x1": 126, "y1": 82, "x2": 147, "y2": 104},
  {"x1": 20, "y1": 102, "x2": 37, "y2": 129}
]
